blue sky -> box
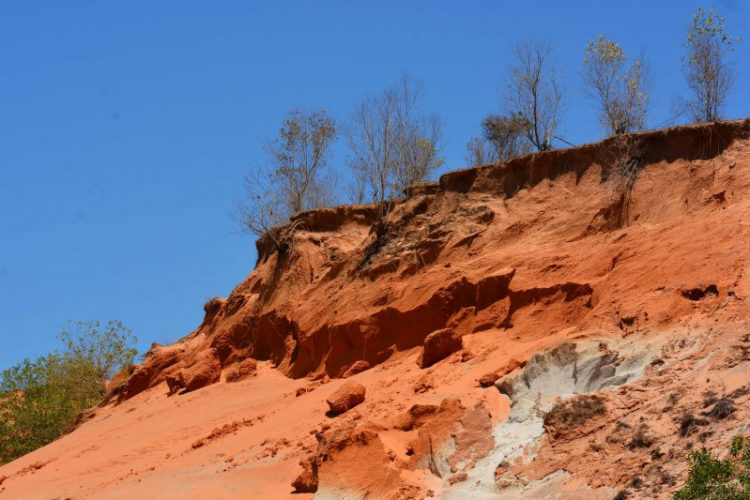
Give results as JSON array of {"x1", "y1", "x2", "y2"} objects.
[{"x1": 1, "y1": 1, "x2": 748, "y2": 369}]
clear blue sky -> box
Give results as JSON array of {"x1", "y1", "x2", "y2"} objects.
[{"x1": 1, "y1": 1, "x2": 748, "y2": 369}]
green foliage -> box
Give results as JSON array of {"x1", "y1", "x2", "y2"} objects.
[
  {"x1": 59, "y1": 320, "x2": 138, "y2": 398},
  {"x1": 673, "y1": 436, "x2": 750, "y2": 499},
  {"x1": 0, "y1": 320, "x2": 138, "y2": 464},
  {"x1": 0, "y1": 354, "x2": 89, "y2": 463},
  {"x1": 684, "y1": 8, "x2": 741, "y2": 58}
]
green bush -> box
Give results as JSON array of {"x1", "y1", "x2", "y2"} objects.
[
  {"x1": 59, "y1": 320, "x2": 138, "y2": 398},
  {"x1": 0, "y1": 320, "x2": 137, "y2": 464},
  {"x1": 673, "y1": 435, "x2": 750, "y2": 499}
]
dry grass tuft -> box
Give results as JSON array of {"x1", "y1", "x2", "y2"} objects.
[{"x1": 543, "y1": 394, "x2": 606, "y2": 435}]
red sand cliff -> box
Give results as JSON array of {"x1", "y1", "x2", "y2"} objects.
[{"x1": 2, "y1": 120, "x2": 750, "y2": 499}]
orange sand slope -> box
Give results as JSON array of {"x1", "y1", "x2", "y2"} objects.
[{"x1": 2, "y1": 120, "x2": 750, "y2": 499}]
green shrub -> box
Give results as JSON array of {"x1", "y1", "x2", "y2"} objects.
[
  {"x1": 673, "y1": 435, "x2": 750, "y2": 499},
  {"x1": 0, "y1": 320, "x2": 137, "y2": 464},
  {"x1": 58, "y1": 320, "x2": 138, "y2": 398}
]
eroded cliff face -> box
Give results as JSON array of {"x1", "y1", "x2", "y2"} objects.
[
  {"x1": 125, "y1": 120, "x2": 750, "y2": 391},
  {"x1": 3, "y1": 120, "x2": 750, "y2": 499}
]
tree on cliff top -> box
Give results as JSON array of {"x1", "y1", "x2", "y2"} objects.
[
  {"x1": 504, "y1": 40, "x2": 566, "y2": 152},
  {"x1": 467, "y1": 40, "x2": 567, "y2": 167},
  {"x1": 682, "y1": 7, "x2": 742, "y2": 123},
  {"x1": 235, "y1": 107, "x2": 337, "y2": 248},
  {"x1": 345, "y1": 73, "x2": 444, "y2": 226},
  {"x1": 581, "y1": 34, "x2": 649, "y2": 136}
]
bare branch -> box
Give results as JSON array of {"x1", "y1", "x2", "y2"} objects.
[
  {"x1": 504, "y1": 41, "x2": 566, "y2": 151},
  {"x1": 345, "y1": 72, "x2": 444, "y2": 225},
  {"x1": 234, "y1": 107, "x2": 337, "y2": 247}
]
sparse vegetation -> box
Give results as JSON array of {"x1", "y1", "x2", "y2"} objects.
[
  {"x1": 503, "y1": 40, "x2": 566, "y2": 152},
  {"x1": 628, "y1": 423, "x2": 655, "y2": 450},
  {"x1": 606, "y1": 420, "x2": 631, "y2": 445},
  {"x1": 543, "y1": 394, "x2": 606, "y2": 435},
  {"x1": 729, "y1": 386, "x2": 750, "y2": 399},
  {"x1": 346, "y1": 72, "x2": 444, "y2": 224},
  {"x1": 0, "y1": 321, "x2": 137, "y2": 464},
  {"x1": 467, "y1": 40, "x2": 567, "y2": 166},
  {"x1": 703, "y1": 390, "x2": 719, "y2": 408},
  {"x1": 235, "y1": 107, "x2": 338, "y2": 249},
  {"x1": 58, "y1": 320, "x2": 139, "y2": 399},
  {"x1": 218, "y1": 1, "x2": 750, "y2": 271},
  {"x1": 581, "y1": 34, "x2": 649, "y2": 136},
  {"x1": 232, "y1": 9, "x2": 744, "y2": 257},
  {"x1": 603, "y1": 134, "x2": 644, "y2": 191},
  {"x1": 682, "y1": 7, "x2": 742, "y2": 123},
  {"x1": 601, "y1": 134, "x2": 645, "y2": 228},
  {"x1": 705, "y1": 398, "x2": 736, "y2": 420},
  {"x1": 465, "y1": 114, "x2": 531, "y2": 166},
  {"x1": 699, "y1": 431, "x2": 714, "y2": 443},
  {"x1": 614, "y1": 490, "x2": 631, "y2": 500},
  {"x1": 673, "y1": 435, "x2": 750, "y2": 499},
  {"x1": 680, "y1": 411, "x2": 709, "y2": 438},
  {"x1": 665, "y1": 393, "x2": 681, "y2": 413},
  {"x1": 656, "y1": 467, "x2": 676, "y2": 487}
]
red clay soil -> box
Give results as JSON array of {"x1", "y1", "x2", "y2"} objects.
[{"x1": 2, "y1": 120, "x2": 750, "y2": 499}]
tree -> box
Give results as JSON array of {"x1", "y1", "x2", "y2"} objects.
[
  {"x1": 235, "y1": 166, "x2": 287, "y2": 248},
  {"x1": 0, "y1": 320, "x2": 137, "y2": 463},
  {"x1": 504, "y1": 41, "x2": 565, "y2": 151},
  {"x1": 682, "y1": 7, "x2": 741, "y2": 123},
  {"x1": 346, "y1": 73, "x2": 444, "y2": 225},
  {"x1": 396, "y1": 117, "x2": 444, "y2": 190},
  {"x1": 673, "y1": 435, "x2": 750, "y2": 499},
  {"x1": 582, "y1": 34, "x2": 649, "y2": 136},
  {"x1": 465, "y1": 114, "x2": 531, "y2": 166},
  {"x1": 236, "y1": 107, "x2": 337, "y2": 246},
  {"x1": 465, "y1": 136, "x2": 492, "y2": 167},
  {"x1": 267, "y1": 107, "x2": 337, "y2": 214},
  {"x1": 59, "y1": 320, "x2": 138, "y2": 398}
]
